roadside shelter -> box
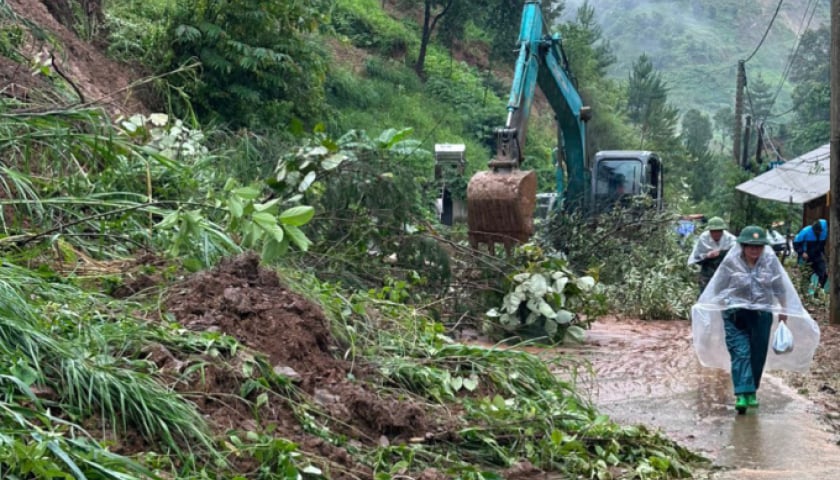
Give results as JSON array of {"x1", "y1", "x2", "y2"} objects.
[{"x1": 735, "y1": 143, "x2": 829, "y2": 227}]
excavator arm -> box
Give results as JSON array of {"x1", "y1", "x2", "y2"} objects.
[{"x1": 467, "y1": 0, "x2": 590, "y2": 252}]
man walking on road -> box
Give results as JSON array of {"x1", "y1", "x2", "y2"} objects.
[
  {"x1": 688, "y1": 216, "x2": 736, "y2": 294},
  {"x1": 690, "y1": 225, "x2": 821, "y2": 414}
]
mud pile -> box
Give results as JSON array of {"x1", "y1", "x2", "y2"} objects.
[{"x1": 162, "y1": 253, "x2": 436, "y2": 477}]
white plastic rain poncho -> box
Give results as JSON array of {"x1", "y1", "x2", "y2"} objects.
[
  {"x1": 690, "y1": 244, "x2": 820, "y2": 372},
  {"x1": 687, "y1": 230, "x2": 737, "y2": 265}
]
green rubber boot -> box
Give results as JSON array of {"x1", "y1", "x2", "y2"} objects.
[
  {"x1": 747, "y1": 393, "x2": 759, "y2": 408},
  {"x1": 735, "y1": 394, "x2": 748, "y2": 414}
]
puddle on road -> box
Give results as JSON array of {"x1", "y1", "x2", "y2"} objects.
[{"x1": 562, "y1": 317, "x2": 840, "y2": 479}]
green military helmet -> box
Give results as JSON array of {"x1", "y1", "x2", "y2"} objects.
[
  {"x1": 706, "y1": 216, "x2": 727, "y2": 231},
  {"x1": 737, "y1": 225, "x2": 768, "y2": 245}
]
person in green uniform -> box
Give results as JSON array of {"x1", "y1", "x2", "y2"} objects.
[
  {"x1": 691, "y1": 226, "x2": 821, "y2": 416},
  {"x1": 688, "y1": 217, "x2": 736, "y2": 294},
  {"x1": 714, "y1": 226, "x2": 790, "y2": 413}
]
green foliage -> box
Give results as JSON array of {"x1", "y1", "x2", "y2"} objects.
[
  {"x1": 333, "y1": 0, "x2": 416, "y2": 56},
  {"x1": 162, "y1": 0, "x2": 330, "y2": 128},
  {"x1": 542, "y1": 202, "x2": 696, "y2": 319},
  {"x1": 216, "y1": 182, "x2": 315, "y2": 263},
  {"x1": 226, "y1": 431, "x2": 316, "y2": 479},
  {"x1": 625, "y1": 54, "x2": 680, "y2": 150},
  {"x1": 713, "y1": 107, "x2": 734, "y2": 146},
  {"x1": 104, "y1": 0, "x2": 169, "y2": 63},
  {"x1": 573, "y1": 0, "x2": 817, "y2": 118},
  {"x1": 745, "y1": 73, "x2": 775, "y2": 122},
  {"x1": 702, "y1": 161, "x2": 791, "y2": 233},
  {"x1": 323, "y1": 55, "x2": 496, "y2": 174},
  {"x1": 273, "y1": 127, "x2": 453, "y2": 293},
  {"x1": 0, "y1": 261, "x2": 219, "y2": 472},
  {"x1": 307, "y1": 283, "x2": 704, "y2": 477},
  {"x1": 560, "y1": 3, "x2": 616, "y2": 81},
  {"x1": 0, "y1": 0, "x2": 758, "y2": 477},
  {"x1": 785, "y1": 25, "x2": 829, "y2": 156},
  {"x1": 325, "y1": 66, "x2": 380, "y2": 110},
  {"x1": 365, "y1": 57, "x2": 423, "y2": 90},
  {"x1": 681, "y1": 109, "x2": 712, "y2": 157},
  {"x1": 486, "y1": 245, "x2": 606, "y2": 342},
  {"x1": 0, "y1": 5, "x2": 26, "y2": 62}
]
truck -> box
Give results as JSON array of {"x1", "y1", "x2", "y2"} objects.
[{"x1": 466, "y1": 0, "x2": 663, "y2": 253}]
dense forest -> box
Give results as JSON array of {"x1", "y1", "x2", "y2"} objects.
[{"x1": 0, "y1": 0, "x2": 831, "y2": 478}]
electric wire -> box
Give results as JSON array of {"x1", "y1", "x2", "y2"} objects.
[
  {"x1": 744, "y1": 0, "x2": 785, "y2": 63},
  {"x1": 740, "y1": 0, "x2": 821, "y2": 166},
  {"x1": 761, "y1": 122, "x2": 786, "y2": 162},
  {"x1": 759, "y1": 0, "x2": 819, "y2": 125}
]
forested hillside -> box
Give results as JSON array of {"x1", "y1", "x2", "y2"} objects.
[
  {"x1": 0, "y1": 0, "x2": 831, "y2": 478},
  {"x1": 561, "y1": 0, "x2": 830, "y2": 121}
]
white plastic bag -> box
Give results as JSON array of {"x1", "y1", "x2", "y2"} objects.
[{"x1": 772, "y1": 322, "x2": 794, "y2": 355}]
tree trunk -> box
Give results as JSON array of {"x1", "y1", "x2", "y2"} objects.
[
  {"x1": 414, "y1": 0, "x2": 454, "y2": 79},
  {"x1": 415, "y1": 1, "x2": 434, "y2": 78},
  {"x1": 40, "y1": 0, "x2": 76, "y2": 30}
]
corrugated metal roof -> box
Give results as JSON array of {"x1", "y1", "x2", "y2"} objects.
[{"x1": 735, "y1": 143, "x2": 829, "y2": 204}]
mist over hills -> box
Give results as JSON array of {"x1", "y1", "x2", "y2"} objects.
[{"x1": 558, "y1": 0, "x2": 829, "y2": 119}]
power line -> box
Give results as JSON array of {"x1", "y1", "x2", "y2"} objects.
[
  {"x1": 760, "y1": 122, "x2": 786, "y2": 162},
  {"x1": 760, "y1": 0, "x2": 820, "y2": 124},
  {"x1": 744, "y1": 0, "x2": 785, "y2": 63}
]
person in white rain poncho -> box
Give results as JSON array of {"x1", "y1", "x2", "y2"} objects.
[
  {"x1": 688, "y1": 216, "x2": 737, "y2": 294},
  {"x1": 691, "y1": 225, "x2": 820, "y2": 414}
]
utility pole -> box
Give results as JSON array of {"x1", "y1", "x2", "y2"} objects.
[
  {"x1": 734, "y1": 60, "x2": 746, "y2": 164},
  {"x1": 831, "y1": 0, "x2": 839, "y2": 325},
  {"x1": 742, "y1": 115, "x2": 752, "y2": 168}
]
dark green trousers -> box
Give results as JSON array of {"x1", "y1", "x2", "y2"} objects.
[{"x1": 723, "y1": 309, "x2": 773, "y2": 395}]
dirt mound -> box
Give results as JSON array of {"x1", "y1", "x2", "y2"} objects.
[
  {"x1": 165, "y1": 253, "x2": 346, "y2": 390},
  {"x1": 162, "y1": 253, "x2": 438, "y2": 476}
]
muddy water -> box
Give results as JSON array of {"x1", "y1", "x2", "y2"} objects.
[{"x1": 561, "y1": 317, "x2": 840, "y2": 479}]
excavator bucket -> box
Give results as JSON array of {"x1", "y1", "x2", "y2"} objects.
[{"x1": 466, "y1": 169, "x2": 537, "y2": 254}]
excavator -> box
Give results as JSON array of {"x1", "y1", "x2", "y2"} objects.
[{"x1": 466, "y1": 0, "x2": 663, "y2": 253}]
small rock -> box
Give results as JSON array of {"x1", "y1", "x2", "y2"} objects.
[
  {"x1": 314, "y1": 388, "x2": 340, "y2": 406},
  {"x1": 819, "y1": 384, "x2": 837, "y2": 394},
  {"x1": 273, "y1": 365, "x2": 301, "y2": 381}
]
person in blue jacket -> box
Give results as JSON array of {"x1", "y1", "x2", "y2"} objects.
[{"x1": 793, "y1": 219, "x2": 828, "y2": 289}]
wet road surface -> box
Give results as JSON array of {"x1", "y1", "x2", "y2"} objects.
[{"x1": 564, "y1": 317, "x2": 840, "y2": 479}]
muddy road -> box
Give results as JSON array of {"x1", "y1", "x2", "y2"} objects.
[{"x1": 562, "y1": 317, "x2": 840, "y2": 479}]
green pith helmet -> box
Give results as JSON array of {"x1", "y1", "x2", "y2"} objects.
[
  {"x1": 706, "y1": 216, "x2": 727, "y2": 231},
  {"x1": 737, "y1": 225, "x2": 768, "y2": 245}
]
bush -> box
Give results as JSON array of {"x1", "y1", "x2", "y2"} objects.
[
  {"x1": 332, "y1": 0, "x2": 416, "y2": 57},
  {"x1": 161, "y1": 0, "x2": 329, "y2": 128},
  {"x1": 485, "y1": 244, "x2": 608, "y2": 343},
  {"x1": 540, "y1": 200, "x2": 696, "y2": 319}
]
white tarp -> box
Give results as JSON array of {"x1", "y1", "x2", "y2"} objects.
[{"x1": 735, "y1": 143, "x2": 829, "y2": 204}]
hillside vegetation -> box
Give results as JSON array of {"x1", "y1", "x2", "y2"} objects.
[
  {"x1": 562, "y1": 0, "x2": 830, "y2": 119},
  {"x1": 0, "y1": 0, "x2": 830, "y2": 478}
]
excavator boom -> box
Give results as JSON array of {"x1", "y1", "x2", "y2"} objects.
[{"x1": 467, "y1": 0, "x2": 588, "y2": 253}]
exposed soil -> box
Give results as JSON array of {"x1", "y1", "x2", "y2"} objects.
[
  {"x1": 779, "y1": 308, "x2": 840, "y2": 437},
  {"x1": 159, "y1": 251, "x2": 840, "y2": 476},
  {"x1": 160, "y1": 253, "x2": 454, "y2": 478},
  {"x1": 4, "y1": 0, "x2": 148, "y2": 115},
  {"x1": 9, "y1": 1, "x2": 840, "y2": 475}
]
